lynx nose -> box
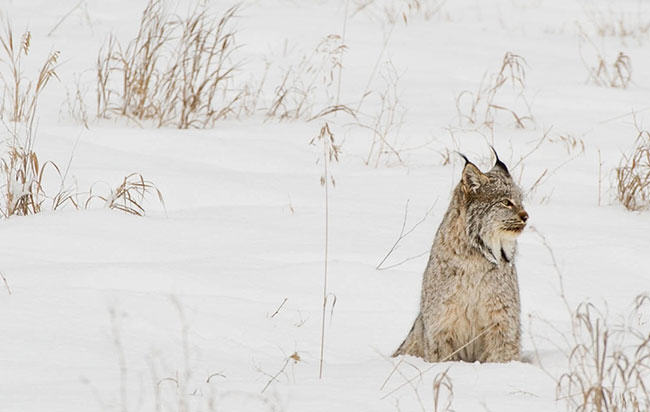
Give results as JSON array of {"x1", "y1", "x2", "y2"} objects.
[{"x1": 518, "y1": 210, "x2": 529, "y2": 223}]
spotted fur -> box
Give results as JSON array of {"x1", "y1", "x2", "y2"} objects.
[{"x1": 393, "y1": 151, "x2": 528, "y2": 363}]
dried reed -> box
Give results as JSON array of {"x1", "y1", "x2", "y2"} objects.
[
  {"x1": 97, "y1": 1, "x2": 241, "y2": 128},
  {"x1": 265, "y1": 35, "x2": 347, "y2": 121},
  {"x1": 455, "y1": 52, "x2": 533, "y2": 131},
  {"x1": 616, "y1": 129, "x2": 650, "y2": 211},
  {"x1": 310, "y1": 122, "x2": 341, "y2": 379},
  {"x1": 86, "y1": 173, "x2": 164, "y2": 216},
  {"x1": 557, "y1": 298, "x2": 650, "y2": 412}
]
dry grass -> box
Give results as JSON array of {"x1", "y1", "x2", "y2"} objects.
[
  {"x1": 356, "y1": 60, "x2": 406, "y2": 167},
  {"x1": 530, "y1": 228, "x2": 650, "y2": 412},
  {"x1": 0, "y1": 20, "x2": 66, "y2": 218},
  {"x1": 310, "y1": 121, "x2": 341, "y2": 379},
  {"x1": 257, "y1": 351, "x2": 301, "y2": 393},
  {"x1": 0, "y1": 141, "x2": 67, "y2": 217},
  {"x1": 581, "y1": 3, "x2": 650, "y2": 44},
  {"x1": 265, "y1": 35, "x2": 347, "y2": 121},
  {"x1": 432, "y1": 368, "x2": 454, "y2": 412},
  {"x1": 96, "y1": 2, "x2": 353, "y2": 125},
  {"x1": 550, "y1": 133, "x2": 586, "y2": 156},
  {"x1": 556, "y1": 297, "x2": 650, "y2": 412},
  {"x1": 380, "y1": 357, "x2": 428, "y2": 412},
  {"x1": 455, "y1": 52, "x2": 533, "y2": 132},
  {"x1": 97, "y1": 1, "x2": 241, "y2": 128},
  {"x1": 375, "y1": 198, "x2": 436, "y2": 271},
  {"x1": 97, "y1": 300, "x2": 242, "y2": 412},
  {"x1": 616, "y1": 128, "x2": 650, "y2": 211},
  {"x1": 352, "y1": 0, "x2": 447, "y2": 25},
  {"x1": 47, "y1": 0, "x2": 93, "y2": 37},
  {"x1": 578, "y1": 22, "x2": 633, "y2": 89},
  {"x1": 581, "y1": 45, "x2": 632, "y2": 89},
  {"x1": 62, "y1": 73, "x2": 90, "y2": 129},
  {"x1": 86, "y1": 173, "x2": 164, "y2": 216},
  {"x1": 0, "y1": 20, "x2": 59, "y2": 124},
  {"x1": 0, "y1": 20, "x2": 162, "y2": 218}
]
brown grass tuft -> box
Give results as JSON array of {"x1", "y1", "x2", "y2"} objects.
[
  {"x1": 557, "y1": 297, "x2": 650, "y2": 412},
  {"x1": 578, "y1": 27, "x2": 632, "y2": 89},
  {"x1": 86, "y1": 173, "x2": 164, "y2": 216},
  {"x1": 0, "y1": 19, "x2": 163, "y2": 218},
  {"x1": 97, "y1": 1, "x2": 241, "y2": 128},
  {"x1": 586, "y1": 51, "x2": 632, "y2": 89},
  {"x1": 616, "y1": 128, "x2": 650, "y2": 211},
  {"x1": 581, "y1": 4, "x2": 650, "y2": 43},
  {"x1": 0, "y1": 143, "x2": 65, "y2": 217}
]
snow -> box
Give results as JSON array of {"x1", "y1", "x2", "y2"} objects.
[{"x1": 1, "y1": 0, "x2": 650, "y2": 411}]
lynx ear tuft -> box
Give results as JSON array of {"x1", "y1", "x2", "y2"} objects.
[
  {"x1": 456, "y1": 151, "x2": 471, "y2": 165},
  {"x1": 461, "y1": 161, "x2": 488, "y2": 193},
  {"x1": 490, "y1": 146, "x2": 510, "y2": 175}
]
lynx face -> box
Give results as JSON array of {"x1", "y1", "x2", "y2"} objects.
[{"x1": 460, "y1": 156, "x2": 528, "y2": 264}]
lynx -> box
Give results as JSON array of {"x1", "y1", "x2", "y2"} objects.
[{"x1": 393, "y1": 149, "x2": 528, "y2": 363}]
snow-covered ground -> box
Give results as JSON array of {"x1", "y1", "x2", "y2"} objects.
[{"x1": 1, "y1": 0, "x2": 650, "y2": 411}]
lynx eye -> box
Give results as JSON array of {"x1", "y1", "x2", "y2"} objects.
[{"x1": 501, "y1": 199, "x2": 514, "y2": 208}]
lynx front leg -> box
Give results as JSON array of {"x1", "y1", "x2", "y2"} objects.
[
  {"x1": 423, "y1": 331, "x2": 463, "y2": 362},
  {"x1": 421, "y1": 310, "x2": 462, "y2": 362},
  {"x1": 479, "y1": 313, "x2": 520, "y2": 363}
]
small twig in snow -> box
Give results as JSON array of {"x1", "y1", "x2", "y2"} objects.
[
  {"x1": 259, "y1": 352, "x2": 301, "y2": 393},
  {"x1": 1, "y1": 272, "x2": 11, "y2": 295},
  {"x1": 48, "y1": 1, "x2": 89, "y2": 37},
  {"x1": 206, "y1": 372, "x2": 226, "y2": 383},
  {"x1": 376, "y1": 198, "x2": 437, "y2": 270},
  {"x1": 270, "y1": 298, "x2": 288, "y2": 318}
]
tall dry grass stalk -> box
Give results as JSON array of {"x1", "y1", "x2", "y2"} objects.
[
  {"x1": 97, "y1": 1, "x2": 241, "y2": 128},
  {"x1": 0, "y1": 20, "x2": 66, "y2": 217},
  {"x1": 455, "y1": 51, "x2": 533, "y2": 132},
  {"x1": 310, "y1": 122, "x2": 341, "y2": 379},
  {"x1": 0, "y1": 20, "x2": 60, "y2": 125},
  {"x1": 616, "y1": 128, "x2": 650, "y2": 211}
]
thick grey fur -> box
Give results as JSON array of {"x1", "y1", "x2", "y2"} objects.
[{"x1": 393, "y1": 151, "x2": 528, "y2": 363}]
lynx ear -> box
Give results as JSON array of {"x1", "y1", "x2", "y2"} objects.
[
  {"x1": 489, "y1": 146, "x2": 510, "y2": 175},
  {"x1": 461, "y1": 161, "x2": 488, "y2": 193}
]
